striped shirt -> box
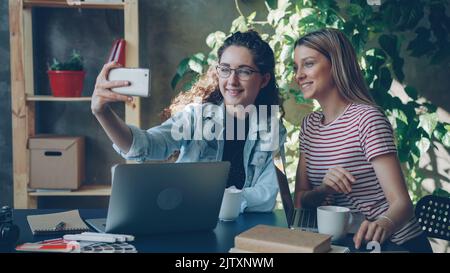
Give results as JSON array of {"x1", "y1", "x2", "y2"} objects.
[{"x1": 299, "y1": 103, "x2": 422, "y2": 245}]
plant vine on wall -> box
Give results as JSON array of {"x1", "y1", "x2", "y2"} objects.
[{"x1": 172, "y1": 0, "x2": 450, "y2": 202}]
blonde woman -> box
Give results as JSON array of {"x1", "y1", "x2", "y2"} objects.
[{"x1": 293, "y1": 28, "x2": 432, "y2": 252}]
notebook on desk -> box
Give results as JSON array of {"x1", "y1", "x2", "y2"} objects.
[{"x1": 27, "y1": 210, "x2": 90, "y2": 236}]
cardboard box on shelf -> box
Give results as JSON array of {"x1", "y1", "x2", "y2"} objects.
[{"x1": 28, "y1": 136, "x2": 85, "y2": 190}]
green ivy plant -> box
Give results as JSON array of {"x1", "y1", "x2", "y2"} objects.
[
  {"x1": 49, "y1": 50, "x2": 84, "y2": 71},
  {"x1": 172, "y1": 0, "x2": 450, "y2": 202}
]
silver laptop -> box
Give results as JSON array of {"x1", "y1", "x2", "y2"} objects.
[
  {"x1": 86, "y1": 161, "x2": 230, "y2": 235},
  {"x1": 275, "y1": 165, "x2": 364, "y2": 233}
]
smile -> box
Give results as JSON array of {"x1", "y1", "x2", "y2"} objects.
[
  {"x1": 226, "y1": 88, "x2": 243, "y2": 97},
  {"x1": 300, "y1": 82, "x2": 313, "y2": 89}
]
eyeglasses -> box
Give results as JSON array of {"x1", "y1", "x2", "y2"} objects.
[{"x1": 216, "y1": 65, "x2": 260, "y2": 81}]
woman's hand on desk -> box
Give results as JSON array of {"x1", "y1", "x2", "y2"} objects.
[
  {"x1": 353, "y1": 218, "x2": 395, "y2": 249},
  {"x1": 91, "y1": 61, "x2": 133, "y2": 115},
  {"x1": 321, "y1": 166, "x2": 355, "y2": 194}
]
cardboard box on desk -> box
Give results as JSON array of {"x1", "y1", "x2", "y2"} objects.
[{"x1": 28, "y1": 136, "x2": 85, "y2": 190}]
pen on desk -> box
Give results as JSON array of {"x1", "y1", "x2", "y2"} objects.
[{"x1": 54, "y1": 221, "x2": 66, "y2": 231}]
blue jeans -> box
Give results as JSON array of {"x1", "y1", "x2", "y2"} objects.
[{"x1": 399, "y1": 233, "x2": 433, "y2": 253}]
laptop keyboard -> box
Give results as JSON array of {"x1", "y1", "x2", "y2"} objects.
[{"x1": 295, "y1": 208, "x2": 318, "y2": 232}]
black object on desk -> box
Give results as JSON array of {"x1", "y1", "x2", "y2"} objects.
[
  {"x1": 54, "y1": 221, "x2": 66, "y2": 231},
  {"x1": 0, "y1": 206, "x2": 20, "y2": 249}
]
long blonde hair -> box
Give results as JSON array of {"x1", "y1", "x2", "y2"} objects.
[{"x1": 295, "y1": 28, "x2": 375, "y2": 106}]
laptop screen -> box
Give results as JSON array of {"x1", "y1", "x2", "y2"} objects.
[
  {"x1": 275, "y1": 165, "x2": 296, "y2": 227},
  {"x1": 274, "y1": 164, "x2": 317, "y2": 231}
]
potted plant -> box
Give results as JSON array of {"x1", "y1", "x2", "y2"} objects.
[{"x1": 47, "y1": 50, "x2": 85, "y2": 97}]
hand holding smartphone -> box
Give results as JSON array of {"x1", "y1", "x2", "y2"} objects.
[{"x1": 108, "y1": 68, "x2": 151, "y2": 97}]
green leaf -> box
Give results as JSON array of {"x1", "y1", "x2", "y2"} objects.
[
  {"x1": 411, "y1": 145, "x2": 421, "y2": 159},
  {"x1": 206, "y1": 31, "x2": 226, "y2": 49},
  {"x1": 379, "y1": 67, "x2": 392, "y2": 91},
  {"x1": 188, "y1": 59, "x2": 204, "y2": 74},
  {"x1": 299, "y1": 13, "x2": 320, "y2": 27},
  {"x1": 422, "y1": 102, "x2": 437, "y2": 113},
  {"x1": 280, "y1": 44, "x2": 293, "y2": 61},
  {"x1": 418, "y1": 113, "x2": 438, "y2": 136},
  {"x1": 175, "y1": 57, "x2": 190, "y2": 76},
  {"x1": 171, "y1": 57, "x2": 190, "y2": 89},
  {"x1": 284, "y1": 34, "x2": 295, "y2": 44},
  {"x1": 267, "y1": 8, "x2": 287, "y2": 26},
  {"x1": 443, "y1": 132, "x2": 450, "y2": 147},
  {"x1": 379, "y1": 34, "x2": 405, "y2": 81},
  {"x1": 394, "y1": 109, "x2": 408, "y2": 125},
  {"x1": 381, "y1": 1, "x2": 401, "y2": 30},
  {"x1": 49, "y1": 51, "x2": 83, "y2": 71},
  {"x1": 432, "y1": 188, "x2": 450, "y2": 198},
  {"x1": 50, "y1": 58, "x2": 61, "y2": 70},
  {"x1": 404, "y1": 86, "x2": 418, "y2": 100},
  {"x1": 171, "y1": 74, "x2": 181, "y2": 90},
  {"x1": 404, "y1": 101, "x2": 418, "y2": 120},
  {"x1": 346, "y1": 3, "x2": 363, "y2": 17},
  {"x1": 392, "y1": 56, "x2": 405, "y2": 82},
  {"x1": 397, "y1": 0, "x2": 423, "y2": 30},
  {"x1": 433, "y1": 123, "x2": 446, "y2": 140},
  {"x1": 379, "y1": 34, "x2": 398, "y2": 59},
  {"x1": 265, "y1": 0, "x2": 277, "y2": 10},
  {"x1": 397, "y1": 144, "x2": 409, "y2": 162},
  {"x1": 407, "y1": 27, "x2": 435, "y2": 57},
  {"x1": 430, "y1": 47, "x2": 450, "y2": 65},
  {"x1": 396, "y1": 118, "x2": 408, "y2": 138},
  {"x1": 351, "y1": 33, "x2": 365, "y2": 54},
  {"x1": 247, "y1": 11, "x2": 256, "y2": 22},
  {"x1": 206, "y1": 52, "x2": 218, "y2": 65},
  {"x1": 230, "y1": 16, "x2": 248, "y2": 32},
  {"x1": 416, "y1": 137, "x2": 431, "y2": 154}
]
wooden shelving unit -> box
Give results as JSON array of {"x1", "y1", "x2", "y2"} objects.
[
  {"x1": 9, "y1": 0, "x2": 141, "y2": 208},
  {"x1": 23, "y1": 0, "x2": 125, "y2": 9},
  {"x1": 28, "y1": 185, "x2": 112, "y2": 196},
  {"x1": 26, "y1": 95, "x2": 92, "y2": 102}
]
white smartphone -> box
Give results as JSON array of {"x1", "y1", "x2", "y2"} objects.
[{"x1": 108, "y1": 67, "x2": 150, "y2": 97}]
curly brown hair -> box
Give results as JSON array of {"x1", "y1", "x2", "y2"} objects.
[
  {"x1": 160, "y1": 65, "x2": 220, "y2": 121},
  {"x1": 161, "y1": 30, "x2": 283, "y2": 121}
]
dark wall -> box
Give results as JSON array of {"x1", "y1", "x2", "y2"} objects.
[{"x1": 33, "y1": 7, "x2": 126, "y2": 188}]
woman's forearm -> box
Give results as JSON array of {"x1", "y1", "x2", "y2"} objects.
[
  {"x1": 296, "y1": 184, "x2": 331, "y2": 209},
  {"x1": 378, "y1": 199, "x2": 414, "y2": 232},
  {"x1": 94, "y1": 106, "x2": 133, "y2": 153}
]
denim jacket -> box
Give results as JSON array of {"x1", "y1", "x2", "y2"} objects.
[{"x1": 113, "y1": 102, "x2": 286, "y2": 212}]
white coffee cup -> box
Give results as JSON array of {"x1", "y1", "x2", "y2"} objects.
[
  {"x1": 218, "y1": 187, "x2": 242, "y2": 221},
  {"x1": 317, "y1": 206, "x2": 353, "y2": 242}
]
